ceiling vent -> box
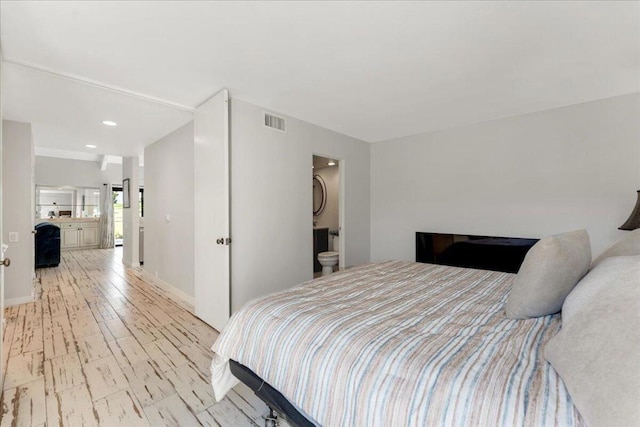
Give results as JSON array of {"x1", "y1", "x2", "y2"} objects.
[{"x1": 264, "y1": 113, "x2": 286, "y2": 132}]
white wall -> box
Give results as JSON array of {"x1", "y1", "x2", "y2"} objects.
[
  {"x1": 143, "y1": 122, "x2": 195, "y2": 297},
  {"x1": 230, "y1": 98, "x2": 370, "y2": 311},
  {"x1": 314, "y1": 165, "x2": 339, "y2": 231},
  {"x1": 122, "y1": 156, "x2": 140, "y2": 267},
  {"x1": 2, "y1": 120, "x2": 35, "y2": 304},
  {"x1": 35, "y1": 156, "x2": 126, "y2": 187},
  {"x1": 142, "y1": 100, "x2": 370, "y2": 312},
  {"x1": 371, "y1": 93, "x2": 640, "y2": 262}
]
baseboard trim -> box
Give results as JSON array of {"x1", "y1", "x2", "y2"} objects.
[
  {"x1": 5, "y1": 295, "x2": 35, "y2": 307},
  {"x1": 135, "y1": 268, "x2": 195, "y2": 308},
  {"x1": 122, "y1": 260, "x2": 141, "y2": 268}
]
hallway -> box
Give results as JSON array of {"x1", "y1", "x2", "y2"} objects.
[{"x1": 1, "y1": 248, "x2": 272, "y2": 426}]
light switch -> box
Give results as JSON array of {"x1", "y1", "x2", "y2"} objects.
[
  {"x1": 165, "y1": 214, "x2": 171, "y2": 222},
  {"x1": 8, "y1": 232, "x2": 18, "y2": 243}
]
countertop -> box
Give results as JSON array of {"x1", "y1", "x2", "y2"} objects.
[{"x1": 36, "y1": 217, "x2": 100, "y2": 224}]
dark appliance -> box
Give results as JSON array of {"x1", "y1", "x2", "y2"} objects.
[{"x1": 35, "y1": 222, "x2": 61, "y2": 268}]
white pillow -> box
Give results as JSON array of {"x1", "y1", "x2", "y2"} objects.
[
  {"x1": 505, "y1": 230, "x2": 591, "y2": 319},
  {"x1": 545, "y1": 255, "x2": 640, "y2": 427},
  {"x1": 591, "y1": 229, "x2": 640, "y2": 267}
]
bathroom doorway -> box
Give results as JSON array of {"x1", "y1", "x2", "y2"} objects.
[{"x1": 312, "y1": 155, "x2": 341, "y2": 278}]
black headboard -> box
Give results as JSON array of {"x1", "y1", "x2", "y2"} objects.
[{"x1": 416, "y1": 232, "x2": 538, "y2": 273}]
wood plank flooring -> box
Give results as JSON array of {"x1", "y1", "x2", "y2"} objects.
[{"x1": 1, "y1": 248, "x2": 288, "y2": 427}]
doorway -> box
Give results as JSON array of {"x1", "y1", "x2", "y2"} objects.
[
  {"x1": 312, "y1": 155, "x2": 341, "y2": 278},
  {"x1": 112, "y1": 186, "x2": 144, "y2": 247}
]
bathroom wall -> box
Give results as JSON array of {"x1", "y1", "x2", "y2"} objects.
[{"x1": 313, "y1": 165, "x2": 339, "y2": 231}]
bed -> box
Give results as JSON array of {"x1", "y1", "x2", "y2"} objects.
[
  {"x1": 211, "y1": 261, "x2": 580, "y2": 426},
  {"x1": 211, "y1": 230, "x2": 640, "y2": 427}
]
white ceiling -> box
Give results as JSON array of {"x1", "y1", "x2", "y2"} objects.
[
  {"x1": 3, "y1": 62, "x2": 193, "y2": 158},
  {"x1": 1, "y1": 1, "x2": 638, "y2": 159}
]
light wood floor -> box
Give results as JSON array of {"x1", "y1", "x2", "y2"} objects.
[{"x1": 0, "y1": 248, "x2": 280, "y2": 427}]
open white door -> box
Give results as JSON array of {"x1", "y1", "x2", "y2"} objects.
[
  {"x1": 0, "y1": 54, "x2": 5, "y2": 388},
  {"x1": 194, "y1": 89, "x2": 230, "y2": 331}
]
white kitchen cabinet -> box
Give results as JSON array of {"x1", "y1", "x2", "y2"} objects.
[
  {"x1": 80, "y1": 222, "x2": 99, "y2": 247},
  {"x1": 61, "y1": 225, "x2": 80, "y2": 249},
  {"x1": 58, "y1": 221, "x2": 100, "y2": 250}
]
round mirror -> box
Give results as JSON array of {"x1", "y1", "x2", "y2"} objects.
[{"x1": 313, "y1": 174, "x2": 327, "y2": 217}]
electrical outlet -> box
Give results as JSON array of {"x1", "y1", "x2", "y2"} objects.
[{"x1": 8, "y1": 232, "x2": 18, "y2": 243}]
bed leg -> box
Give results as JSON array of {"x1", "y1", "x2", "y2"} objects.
[{"x1": 265, "y1": 407, "x2": 279, "y2": 427}]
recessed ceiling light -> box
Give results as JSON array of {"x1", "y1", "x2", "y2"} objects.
[
  {"x1": 102, "y1": 120, "x2": 117, "y2": 126},
  {"x1": 86, "y1": 144, "x2": 97, "y2": 148},
  {"x1": 327, "y1": 161, "x2": 336, "y2": 166}
]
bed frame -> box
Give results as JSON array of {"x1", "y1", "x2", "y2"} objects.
[
  {"x1": 231, "y1": 232, "x2": 539, "y2": 426},
  {"x1": 230, "y1": 360, "x2": 315, "y2": 426}
]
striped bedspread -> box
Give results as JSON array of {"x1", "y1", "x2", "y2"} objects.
[{"x1": 211, "y1": 261, "x2": 584, "y2": 426}]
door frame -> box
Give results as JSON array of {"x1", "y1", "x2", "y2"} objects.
[
  {"x1": 112, "y1": 185, "x2": 144, "y2": 246},
  {"x1": 312, "y1": 153, "x2": 346, "y2": 269}
]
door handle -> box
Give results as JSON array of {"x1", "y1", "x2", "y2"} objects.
[{"x1": 0, "y1": 258, "x2": 10, "y2": 267}]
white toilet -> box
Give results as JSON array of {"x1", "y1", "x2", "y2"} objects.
[{"x1": 318, "y1": 235, "x2": 339, "y2": 276}]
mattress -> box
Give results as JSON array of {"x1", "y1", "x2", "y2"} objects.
[{"x1": 211, "y1": 261, "x2": 584, "y2": 426}]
